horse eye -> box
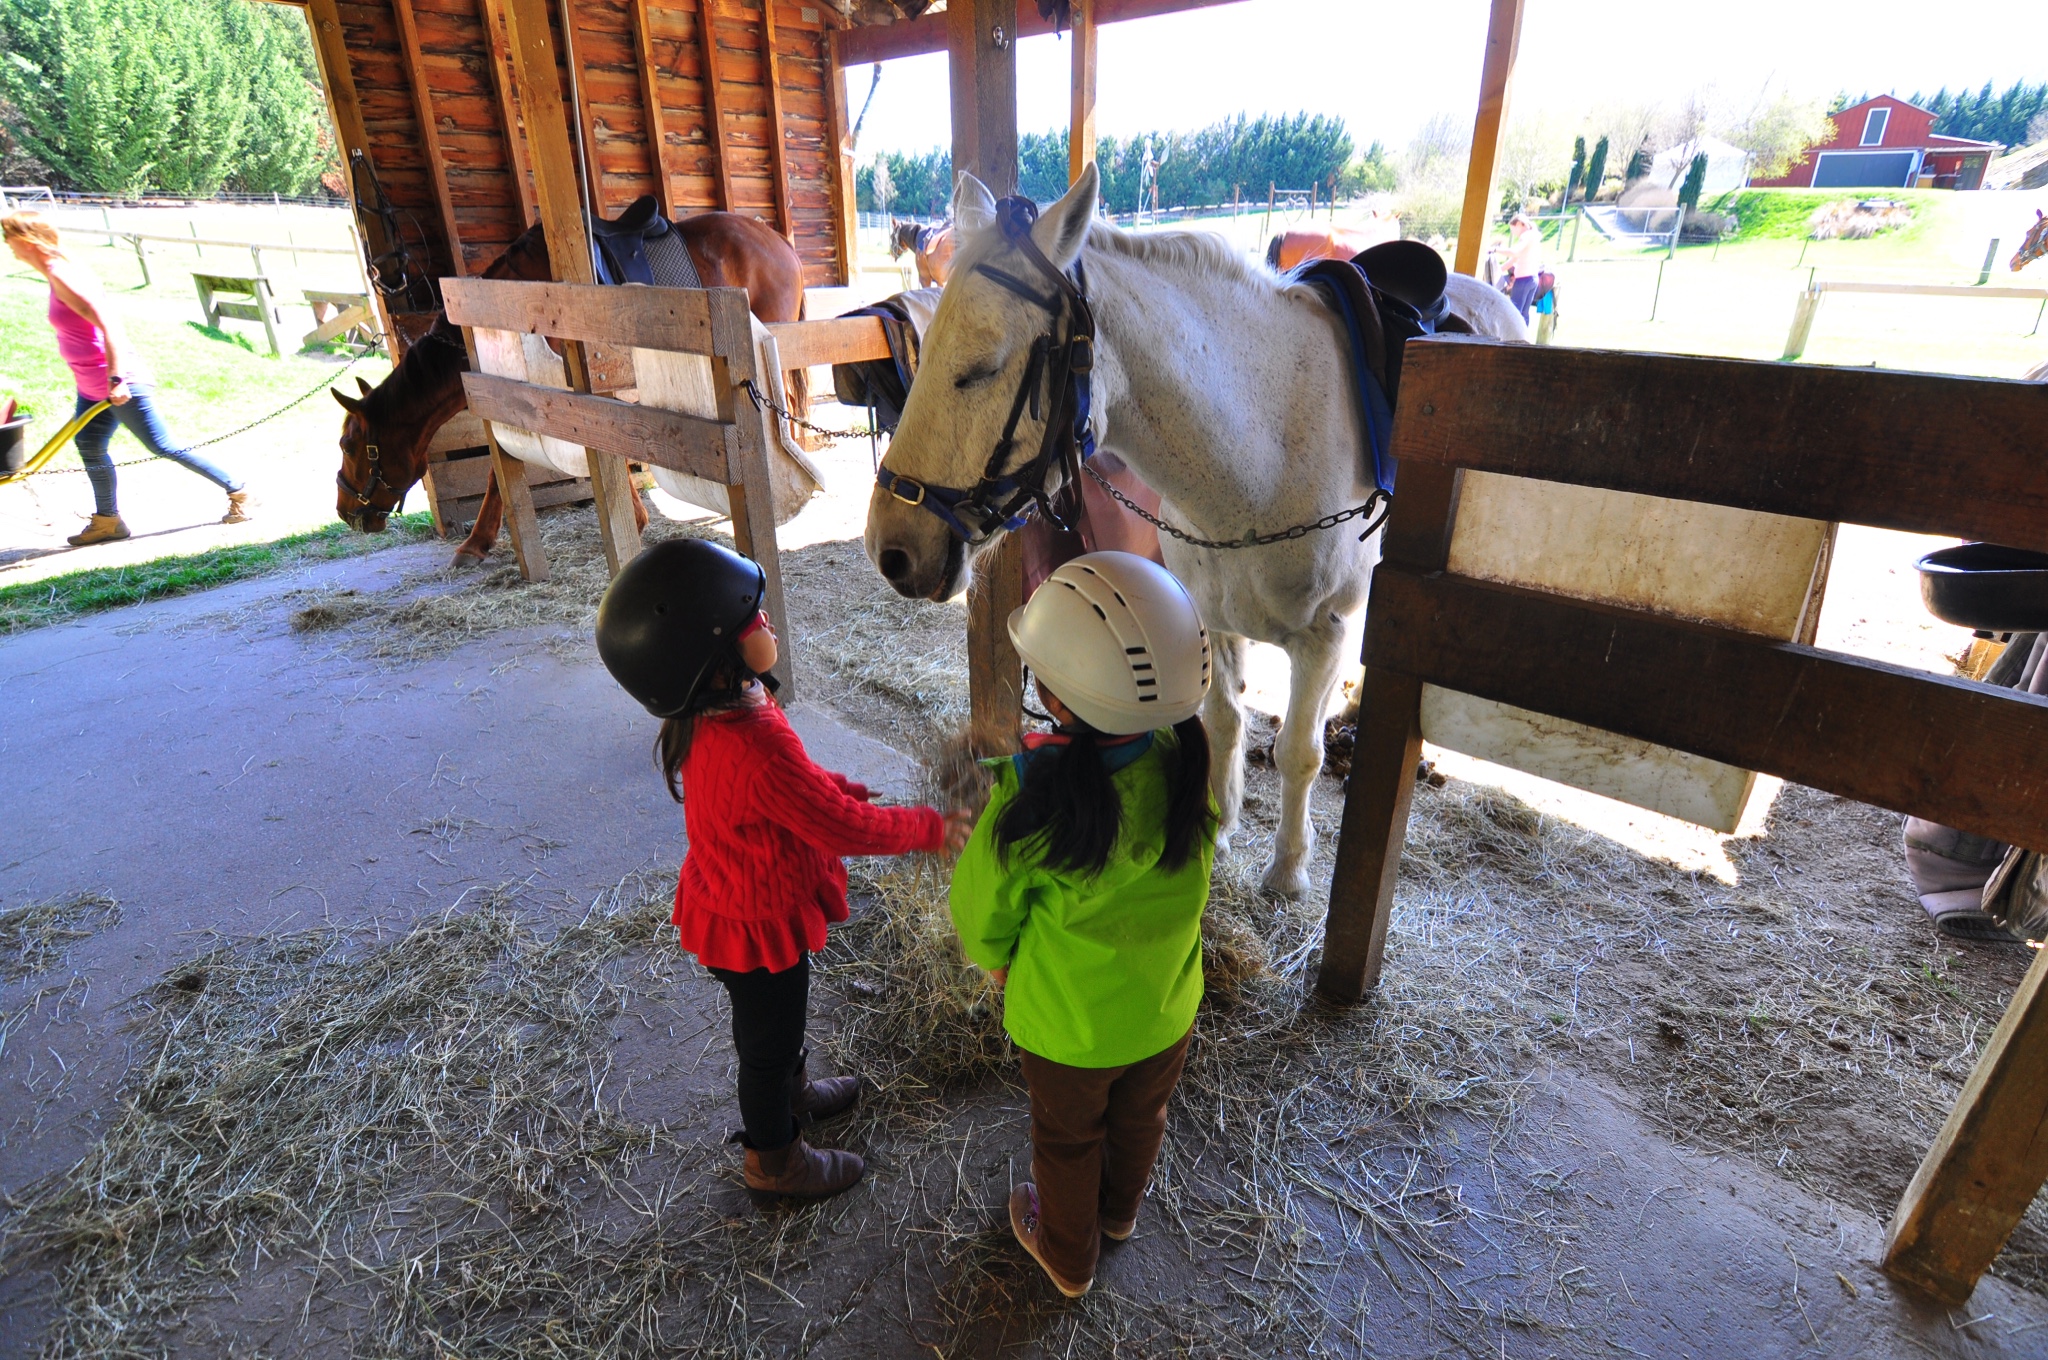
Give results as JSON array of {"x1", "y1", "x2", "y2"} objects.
[{"x1": 954, "y1": 365, "x2": 998, "y2": 390}]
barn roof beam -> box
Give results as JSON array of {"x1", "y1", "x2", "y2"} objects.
[{"x1": 836, "y1": 0, "x2": 1244, "y2": 65}]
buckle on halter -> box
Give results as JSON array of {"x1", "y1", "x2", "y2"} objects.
[
  {"x1": 889, "y1": 477, "x2": 928, "y2": 507},
  {"x1": 1067, "y1": 334, "x2": 1094, "y2": 374}
]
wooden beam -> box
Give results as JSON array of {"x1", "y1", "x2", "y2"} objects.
[
  {"x1": 761, "y1": 0, "x2": 796, "y2": 245},
  {"x1": 557, "y1": 0, "x2": 608, "y2": 212},
  {"x1": 477, "y1": 0, "x2": 540, "y2": 225},
  {"x1": 766, "y1": 316, "x2": 891, "y2": 369},
  {"x1": 1362, "y1": 567, "x2": 2048, "y2": 851},
  {"x1": 837, "y1": 0, "x2": 1245, "y2": 65},
  {"x1": 500, "y1": 0, "x2": 641, "y2": 575},
  {"x1": 1068, "y1": 0, "x2": 1096, "y2": 184},
  {"x1": 825, "y1": 29, "x2": 858, "y2": 284},
  {"x1": 707, "y1": 288, "x2": 797, "y2": 698},
  {"x1": 699, "y1": 0, "x2": 738, "y2": 211},
  {"x1": 630, "y1": 0, "x2": 684, "y2": 216},
  {"x1": 949, "y1": 0, "x2": 1018, "y2": 193},
  {"x1": 1391, "y1": 338, "x2": 2048, "y2": 552},
  {"x1": 390, "y1": 0, "x2": 467, "y2": 276},
  {"x1": 1884, "y1": 944, "x2": 2048, "y2": 1305},
  {"x1": 1452, "y1": 0, "x2": 1523, "y2": 277},
  {"x1": 462, "y1": 372, "x2": 731, "y2": 479},
  {"x1": 300, "y1": 0, "x2": 400, "y2": 342},
  {"x1": 444, "y1": 277, "x2": 716, "y2": 351}
]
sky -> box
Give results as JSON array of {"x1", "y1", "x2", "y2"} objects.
[{"x1": 848, "y1": 0, "x2": 2048, "y2": 159}]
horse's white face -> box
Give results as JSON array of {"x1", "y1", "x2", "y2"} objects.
[{"x1": 866, "y1": 165, "x2": 1101, "y2": 601}]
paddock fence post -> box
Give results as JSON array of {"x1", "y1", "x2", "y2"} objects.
[{"x1": 1782, "y1": 288, "x2": 1821, "y2": 360}]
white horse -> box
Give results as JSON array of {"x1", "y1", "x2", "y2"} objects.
[{"x1": 865, "y1": 163, "x2": 1525, "y2": 896}]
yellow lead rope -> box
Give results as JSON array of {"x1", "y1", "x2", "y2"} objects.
[{"x1": 0, "y1": 400, "x2": 115, "y2": 488}]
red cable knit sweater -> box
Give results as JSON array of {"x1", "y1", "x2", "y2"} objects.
[{"x1": 674, "y1": 697, "x2": 943, "y2": 972}]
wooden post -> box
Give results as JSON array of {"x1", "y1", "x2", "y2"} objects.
[
  {"x1": 1782, "y1": 288, "x2": 1821, "y2": 361},
  {"x1": 478, "y1": 0, "x2": 540, "y2": 225},
  {"x1": 501, "y1": 0, "x2": 641, "y2": 575},
  {"x1": 950, "y1": 0, "x2": 1022, "y2": 753},
  {"x1": 1068, "y1": 0, "x2": 1096, "y2": 186},
  {"x1": 392, "y1": 0, "x2": 467, "y2": 276},
  {"x1": 826, "y1": 30, "x2": 859, "y2": 285},
  {"x1": 557, "y1": 0, "x2": 609, "y2": 213},
  {"x1": 631, "y1": 0, "x2": 684, "y2": 217},
  {"x1": 463, "y1": 332, "x2": 551, "y2": 580},
  {"x1": 760, "y1": 0, "x2": 796, "y2": 245},
  {"x1": 1317, "y1": 463, "x2": 1465, "y2": 1002},
  {"x1": 707, "y1": 289, "x2": 797, "y2": 698},
  {"x1": 1884, "y1": 943, "x2": 2048, "y2": 1304},
  {"x1": 301, "y1": 0, "x2": 402, "y2": 346},
  {"x1": 700, "y1": 0, "x2": 737, "y2": 211},
  {"x1": 1452, "y1": 0, "x2": 1524, "y2": 278}
]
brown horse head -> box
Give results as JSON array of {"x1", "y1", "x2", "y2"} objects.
[
  {"x1": 888, "y1": 220, "x2": 919, "y2": 259},
  {"x1": 332, "y1": 321, "x2": 472, "y2": 532}
]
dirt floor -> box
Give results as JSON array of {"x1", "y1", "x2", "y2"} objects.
[{"x1": 4, "y1": 429, "x2": 2048, "y2": 1357}]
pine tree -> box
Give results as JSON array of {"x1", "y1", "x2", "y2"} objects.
[
  {"x1": 1678, "y1": 153, "x2": 1707, "y2": 212},
  {"x1": 1584, "y1": 135, "x2": 1610, "y2": 201},
  {"x1": 1566, "y1": 135, "x2": 1586, "y2": 203}
]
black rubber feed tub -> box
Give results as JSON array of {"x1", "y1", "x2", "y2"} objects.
[
  {"x1": 0, "y1": 417, "x2": 26, "y2": 475},
  {"x1": 1917, "y1": 543, "x2": 2048, "y2": 632}
]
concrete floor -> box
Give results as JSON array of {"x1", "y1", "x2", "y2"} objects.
[{"x1": 3, "y1": 540, "x2": 2046, "y2": 1358}]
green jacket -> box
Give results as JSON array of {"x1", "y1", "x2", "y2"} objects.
[{"x1": 949, "y1": 733, "x2": 1215, "y2": 1068}]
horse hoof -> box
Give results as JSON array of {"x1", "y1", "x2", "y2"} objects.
[
  {"x1": 1260, "y1": 862, "x2": 1311, "y2": 899},
  {"x1": 450, "y1": 549, "x2": 486, "y2": 570}
]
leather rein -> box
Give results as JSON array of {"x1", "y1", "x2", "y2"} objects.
[{"x1": 874, "y1": 196, "x2": 1097, "y2": 545}]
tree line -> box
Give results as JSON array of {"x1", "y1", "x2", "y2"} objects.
[
  {"x1": 858, "y1": 112, "x2": 1393, "y2": 218},
  {"x1": 0, "y1": 0, "x2": 333, "y2": 197},
  {"x1": 1843, "y1": 80, "x2": 2048, "y2": 150}
]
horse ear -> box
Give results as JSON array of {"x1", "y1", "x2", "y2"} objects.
[
  {"x1": 1032, "y1": 160, "x2": 1098, "y2": 271},
  {"x1": 332, "y1": 387, "x2": 366, "y2": 416},
  {"x1": 356, "y1": 376, "x2": 374, "y2": 397},
  {"x1": 953, "y1": 172, "x2": 997, "y2": 236}
]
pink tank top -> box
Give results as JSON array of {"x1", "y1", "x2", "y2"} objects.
[{"x1": 49, "y1": 290, "x2": 109, "y2": 400}]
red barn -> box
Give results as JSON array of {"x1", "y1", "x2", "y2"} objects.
[{"x1": 1752, "y1": 95, "x2": 1998, "y2": 190}]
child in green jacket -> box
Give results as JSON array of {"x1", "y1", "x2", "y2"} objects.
[{"x1": 950, "y1": 551, "x2": 1217, "y2": 1297}]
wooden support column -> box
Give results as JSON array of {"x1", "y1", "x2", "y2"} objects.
[
  {"x1": 1068, "y1": 0, "x2": 1096, "y2": 184},
  {"x1": 301, "y1": 0, "x2": 402, "y2": 344},
  {"x1": 760, "y1": 0, "x2": 796, "y2": 244},
  {"x1": 478, "y1": 0, "x2": 540, "y2": 225},
  {"x1": 557, "y1": 0, "x2": 608, "y2": 212},
  {"x1": 951, "y1": 0, "x2": 1023, "y2": 753},
  {"x1": 631, "y1": 0, "x2": 683, "y2": 215},
  {"x1": 825, "y1": 30, "x2": 858, "y2": 284},
  {"x1": 391, "y1": 0, "x2": 467, "y2": 276},
  {"x1": 1884, "y1": 943, "x2": 2048, "y2": 1304},
  {"x1": 700, "y1": 0, "x2": 737, "y2": 210},
  {"x1": 1317, "y1": 462, "x2": 1465, "y2": 1002},
  {"x1": 1452, "y1": 0, "x2": 1524, "y2": 277},
  {"x1": 707, "y1": 290, "x2": 797, "y2": 698},
  {"x1": 500, "y1": 0, "x2": 642, "y2": 576}
]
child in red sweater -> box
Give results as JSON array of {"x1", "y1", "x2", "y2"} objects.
[{"x1": 597, "y1": 539, "x2": 972, "y2": 1204}]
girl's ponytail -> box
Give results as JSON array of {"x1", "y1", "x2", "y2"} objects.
[
  {"x1": 994, "y1": 725, "x2": 1123, "y2": 878},
  {"x1": 1158, "y1": 715, "x2": 1215, "y2": 873}
]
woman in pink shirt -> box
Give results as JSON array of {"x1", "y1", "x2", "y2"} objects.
[
  {"x1": 1503, "y1": 213, "x2": 1544, "y2": 322},
  {"x1": 3, "y1": 211, "x2": 249, "y2": 546}
]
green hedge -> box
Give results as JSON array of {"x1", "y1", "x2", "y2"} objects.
[{"x1": 1703, "y1": 187, "x2": 1942, "y2": 241}]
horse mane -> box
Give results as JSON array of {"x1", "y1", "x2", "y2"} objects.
[{"x1": 1082, "y1": 219, "x2": 1319, "y2": 305}]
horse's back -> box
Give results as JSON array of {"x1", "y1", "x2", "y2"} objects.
[{"x1": 678, "y1": 212, "x2": 805, "y2": 322}]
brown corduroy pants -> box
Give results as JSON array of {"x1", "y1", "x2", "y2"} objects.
[{"x1": 1018, "y1": 1027, "x2": 1193, "y2": 1284}]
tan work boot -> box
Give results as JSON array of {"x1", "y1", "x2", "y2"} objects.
[
  {"x1": 791, "y1": 1049, "x2": 859, "y2": 1124},
  {"x1": 221, "y1": 489, "x2": 253, "y2": 524},
  {"x1": 741, "y1": 1130, "x2": 863, "y2": 1206},
  {"x1": 67, "y1": 514, "x2": 131, "y2": 546},
  {"x1": 1009, "y1": 1183, "x2": 1093, "y2": 1297}
]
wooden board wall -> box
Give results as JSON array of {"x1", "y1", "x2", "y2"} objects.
[{"x1": 327, "y1": 0, "x2": 844, "y2": 285}]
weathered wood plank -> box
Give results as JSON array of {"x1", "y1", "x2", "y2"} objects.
[
  {"x1": 1884, "y1": 944, "x2": 2048, "y2": 1305},
  {"x1": 1364, "y1": 566, "x2": 2048, "y2": 850},
  {"x1": 825, "y1": 26, "x2": 855, "y2": 284},
  {"x1": 1452, "y1": 0, "x2": 1523, "y2": 278},
  {"x1": 631, "y1": 0, "x2": 684, "y2": 213},
  {"x1": 462, "y1": 372, "x2": 731, "y2": 479},
  {"x1": 392, "y1": 0, "x2": 468, "y2": 275},
  {"x1": 766, "y1": 316, "x2": 889, "y2": 370},
  {"x1": 444, "y1": 277, "x2": 718, "y2": 350},
  {"x1": 1393, "y1": 338, "x2": 2048, "y2": 552},
  {"x1": 760, "y1": 0, "x2": 795, "y2": 242},
  {"x1": 838, "y1": 0, "x2": 1248, "y2": 64}
]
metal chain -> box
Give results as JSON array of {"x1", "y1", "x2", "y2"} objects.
[
  {"x1": 1085, "y1": 461, "x2": 1392, "y2": 549},
  {"x1": 18, "y1": 347, "x2": 381, "y2": 477},
  {"x1": 741, "y1": 378, "x2": 877, "y2": 442}
]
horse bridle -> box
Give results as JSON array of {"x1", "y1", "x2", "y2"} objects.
[
  {"x1": 875, "y1": 196, "x2": 1097, "y2": 545},
  {"x1": 336, "y1": 440, "x2": 407, "y2": 523}
]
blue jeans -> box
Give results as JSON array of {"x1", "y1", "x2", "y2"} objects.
[
  {"x1": 1509, "y1": 275, "x2": 1538, "y2": 322},
  {"x1": 73, "y1": 386, "x2": 242, "y2": 517}
]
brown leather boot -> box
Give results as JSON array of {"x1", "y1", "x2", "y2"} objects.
[
  {"x1": 221, "y1": 490, "x2": 253, "y2": 524},
  {"x1": 741, "y1": 1130, "x2": 863, "y2": 1206},
  {"x1": 791, "y1": 1048, "x2": 859, "y2": 1124},
  {"x1": 67, "y1": 514, "x2": 130, "y2": 546}
]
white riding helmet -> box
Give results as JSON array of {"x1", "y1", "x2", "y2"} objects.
[{"x1": 1008, "y1": 551, "x2": 1211, "y2": 735}]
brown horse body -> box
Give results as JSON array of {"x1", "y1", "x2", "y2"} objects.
[
  {"x1": 888, "y1": 219, "x2": 955, "y2": 287},
  {"x1": 1264, "y1": 219, "x2": 1401, "y2": 273},
  {"x1": 334, "y1": 211, "x2": 805, "y2": 566}
]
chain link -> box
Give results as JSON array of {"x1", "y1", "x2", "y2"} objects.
[
  {"x1": 741, "y1": 378, "x2": 877, "y2": 442},
  {"x1": 16, "y1": 347, "x2": 382, "y2": 477},
  {"x1": 1085, "y1": 461, "x2": 1391, "y2": 550}
]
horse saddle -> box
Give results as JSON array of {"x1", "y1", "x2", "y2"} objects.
[
  {"x1": 591, "y1": 194, "x2": 703, "y2": 290},
  {"x1": 1294, "y1": 239, "x2": 1454, "y2": 495},
  {"x1": 831, "y1": 288, "x2": 941, "y2": 434}
]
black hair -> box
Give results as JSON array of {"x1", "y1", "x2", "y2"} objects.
[
  {"x1": 993, "y1": 714, "x2": 1214, "y2": 878},
  {"x1": 653, "y1": 657, "x2": 762, "y2": 803}
]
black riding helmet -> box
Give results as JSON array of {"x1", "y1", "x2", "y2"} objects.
[{"x1": 596, "y1": 539, "x2": 768, "y2": 718}]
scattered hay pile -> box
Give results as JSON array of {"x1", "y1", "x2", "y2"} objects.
[
  {"x1": 1809, "y1": 198, "x2": 1913, "y2": 239},
  {"x1": 0, "y1": 891, "x2": 118, "y2": 983}
]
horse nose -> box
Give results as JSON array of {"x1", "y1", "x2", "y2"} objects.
[{"x1": 879, "y1": 548, "x2": 912, "y2": 584}]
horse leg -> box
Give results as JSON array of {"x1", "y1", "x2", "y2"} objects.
[
  {"x1": 632, "y1": 472, "x2": 649, "y2": 533},
  {"x1": 1262, "y1": 622, "x2": 1348, "y2": 899},
  {"x1": 453, "y1": 469, "x2": 503, "y2": 567},
  {"x1": 1205, "y1": 631, "x2": 1250, "y2": 855}
]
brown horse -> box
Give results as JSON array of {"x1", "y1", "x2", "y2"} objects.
[
  {"x1": 333, "y1": 211, "x2": 806, "y2": 567},
  {"x1": 888, "y1": 219, "x2": 955, "y2": 287},
  {"x1": 1264, "y1": 217, "x2": 1400, "y2": 273}
]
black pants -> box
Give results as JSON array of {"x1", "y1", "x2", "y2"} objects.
[{"x1": 708, "y1": 955, "x2": 809, "y2": 1151}]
